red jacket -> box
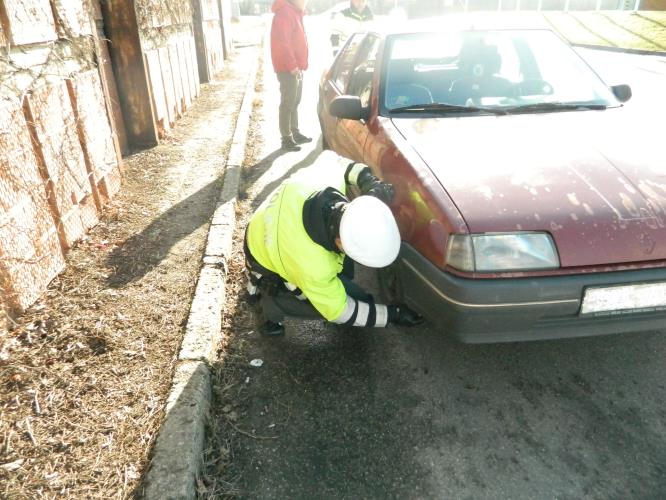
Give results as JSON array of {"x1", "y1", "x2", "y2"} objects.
[{"x1": 270, "y1": 0, "x2": 308, "y2": 73}]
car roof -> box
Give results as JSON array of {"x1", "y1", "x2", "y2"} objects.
[{"x1": 371, "y1": 12, "x2": 552, "y2": 37}]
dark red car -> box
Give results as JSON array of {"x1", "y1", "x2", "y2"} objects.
[{"x1": 317, "y1": 21, "x2": 666, "y2": 342}]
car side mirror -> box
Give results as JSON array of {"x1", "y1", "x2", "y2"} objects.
[
  {"x1": 330, "y1": 95, "x2": 369, "y2": 121},
  {"x1": 611, "y1": 84, "x2": 632, "y2": 103}
]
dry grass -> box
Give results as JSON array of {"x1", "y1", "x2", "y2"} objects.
[
  {"x1": 0, "y1": 32, "x2": 263, "y2": 494},
  {"x1": 0, "y1": 145, "x2": 200, "y2": 498}
]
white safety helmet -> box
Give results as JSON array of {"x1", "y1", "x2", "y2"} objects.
[{"x1": 339, "y1": 196, "x2": 401, "y2": 268}]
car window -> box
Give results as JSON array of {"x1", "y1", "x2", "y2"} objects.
[
  {"x1": 527, "y1": 31, "x2": 603, "y2": 103},
  {"x1": 487, "y1": 34, "x2": 521, "y2": 82},
  {"x1": 346, "y1": 35, "x2": 381, "y2": 108},
  {"x1": 382, "y1": 30, "x2": 618, "y2": 112},
  {"x1": 333, "y1": 33, "x2": 365, "y2": 91},
  {"x1": 390, "y1": 33, "x2": 461, "y2": 60}
]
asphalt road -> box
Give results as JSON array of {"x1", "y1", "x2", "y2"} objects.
[{"x1": 227, "y1": 15, "x2": 666, "y2": 499}]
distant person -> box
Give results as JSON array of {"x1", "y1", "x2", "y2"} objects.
[
  {"x1": 330, "y1": 0, "x2": 374, "y2": 52},
  {"x1": 271, "y1": 0, "x2": 313, "y2": 152}
]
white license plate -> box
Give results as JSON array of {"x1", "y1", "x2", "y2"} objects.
[{"x1": 581, "y1": 282, "x2": 666, "y2": 316}]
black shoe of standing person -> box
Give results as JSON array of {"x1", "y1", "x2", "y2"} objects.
[
  {"x1": 281, "y1": 136, "x2": 301, "y2": 152},
  {"x1": 260, "y1": 320, "x2": 285, "y2": 337},
  {"x1": 292, "y1": 131, "x2": 312, "y2": 144}
]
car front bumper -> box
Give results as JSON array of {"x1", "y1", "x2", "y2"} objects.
[{"x1": 398, "y1": 244, "x2": 666, "y2": 343}]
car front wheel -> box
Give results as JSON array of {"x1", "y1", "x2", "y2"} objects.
[
  {"x1": 378, "y1": 261, "x2": 404, "y2": 304},
  {"x1": 317, "y1": 98, "x2": 330, "y2": 150}
]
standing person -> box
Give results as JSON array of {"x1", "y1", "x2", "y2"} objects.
[
  {"x1": 271, "y1": 0, "x2": 312, "y2": 152},
  {"x1": 244, "y1": 150, "x2": 422, "y2": 337},
  {"x1": 330, "y1": 0, "x2": 374, "y2": 52}
]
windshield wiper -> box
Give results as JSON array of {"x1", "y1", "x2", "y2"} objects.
[
  {"x1": 504, "y1": 102, "x2": 607, "y2": 114},
  {"x1": 388, "y1": 102, "x2": 507, "y2": 116}
]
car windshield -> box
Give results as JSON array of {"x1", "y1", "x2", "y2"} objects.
[{"x1": 382, "y1": 29, "x2": 619, "y2": 114}]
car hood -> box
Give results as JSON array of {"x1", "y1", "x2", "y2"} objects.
[{"x1": 392, "y1": 111, "x2": 666, "y2": 267}]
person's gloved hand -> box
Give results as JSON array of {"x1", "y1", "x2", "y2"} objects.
[
  {"x1": 388, "y1": 304, "x2": 424, "y2": 327},
  {"x1": 365, "y1": 182, "x2": 395, "y2": 205},
  {"x1": 357, "y1": 169, "x2": 395, "y2": 205}
]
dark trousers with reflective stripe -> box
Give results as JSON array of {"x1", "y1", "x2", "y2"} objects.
[{"x1": 262, "y1": 275, "x2": 370, "y2": 324}]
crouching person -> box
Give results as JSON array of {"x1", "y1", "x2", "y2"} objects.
[{"x1": 244, "y1": 150, "x2": 422, "y2": 336}]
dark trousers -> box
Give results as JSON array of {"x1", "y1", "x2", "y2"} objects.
[
  {"x1": 244, "y1": 228, "x2": 369, "y2": 324},
  {"x1": 277, "y1": 71, "x2": 303, "y2": 140},
  {"x1": 261, "y1": 275, "x2": 371, "y2": 324}
]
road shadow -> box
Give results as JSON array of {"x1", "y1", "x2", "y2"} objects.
[
  {"x1": 241, "y1": 148, "x2": 284, "y2": 191},
  {"x1": 244, "y1": 141, "x2": 322, "y2": 209}
]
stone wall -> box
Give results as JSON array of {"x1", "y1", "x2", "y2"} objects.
[{"x1": 0, "y1": 0, "x2": 122, "y2": 322}]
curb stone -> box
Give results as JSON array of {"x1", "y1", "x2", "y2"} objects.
[
  {"x1": 143, "y1": 37, "x2": 260, "y2": 499},
  {"x1": 143, "y1": 361, "x2": 211, "y2": 500}
]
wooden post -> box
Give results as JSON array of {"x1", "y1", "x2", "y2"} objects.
[
  {"x1": 98, "y1": 0, "x2": 158, "y2": 150},
  {"x1": 192, "y1": 0, "x2": 211, "y2": 83},
  {"x1": 217, "y1": 0, "x2": 230, "y2": 60},
  {"x1": 90, "y1": 0, "x2": 129, "y2": 157}
]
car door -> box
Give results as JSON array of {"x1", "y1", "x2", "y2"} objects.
[
  {"x1": 338, "y1": 34, "x2": 381, "y2": 162},
  {"x1": 320, "y1": 34, "x2": 365, "y2": 154},
  {"x1": 320, "y1": 34, "x2": 379, "y2": 160}
]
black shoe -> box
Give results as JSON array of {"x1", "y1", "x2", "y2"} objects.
[
  {"x1": 246, "y1": 292, "x2": 261, "y2": 305},
  {"x1": 281, "y1": 137, "x2": 301, "y2": 152},
  {"x1": 260, "y1": 321, "x2": 285, "y2": 337},
  {"x1": 292, "y1": 132, "x2": 312, "y2": 144}
]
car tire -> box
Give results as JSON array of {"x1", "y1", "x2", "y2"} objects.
[
  {"x1": 377, "y1": 262, "x2": 404, "y2": 304},
  {"x1": 317, "y1": 98, "x2": 330, "y2": 150},
  {"x1": 318, "y1": 114, "x2": 330, "y2": 150}
]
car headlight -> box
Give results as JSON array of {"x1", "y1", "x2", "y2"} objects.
[{"x1": 446, "y1": 232, "x2": 560, "y2": 272}]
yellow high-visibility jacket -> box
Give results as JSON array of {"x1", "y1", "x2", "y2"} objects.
[
  {"x1": 330, "y1": 6, "x2": 375, "y2": 48},
  {"x1": 246, "y1": 155, "x2": 350, "y2": 321}
]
